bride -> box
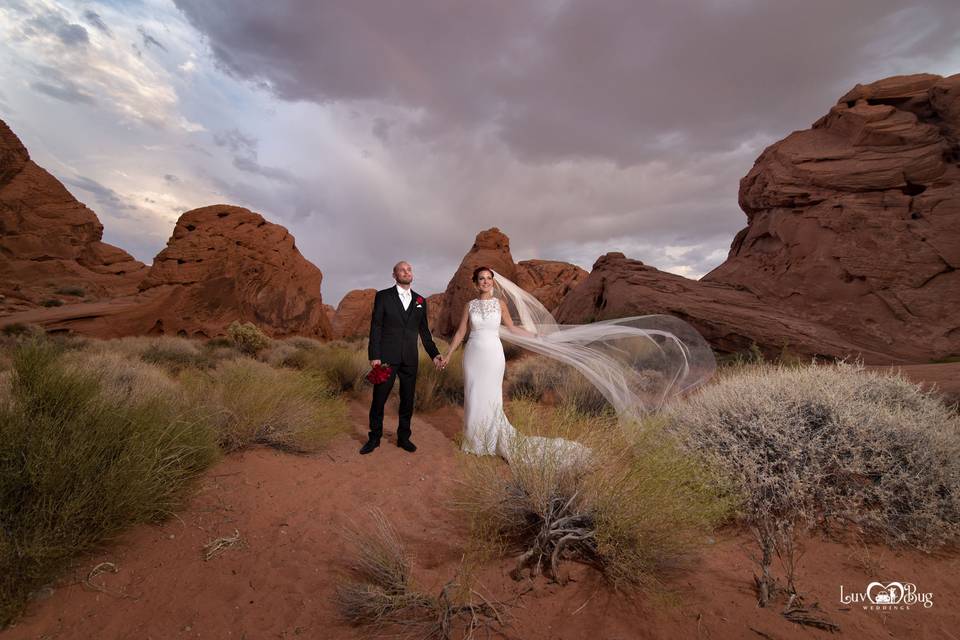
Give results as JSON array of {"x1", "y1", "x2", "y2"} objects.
[{"x1": 438, "y1": 266, "x2": 716, "y2": 462}]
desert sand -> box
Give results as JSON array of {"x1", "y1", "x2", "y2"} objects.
[{"x1": 4, "y1": 376, "x2": 959, "y2": 640}]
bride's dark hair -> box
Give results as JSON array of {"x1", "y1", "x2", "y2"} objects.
[{"x1": 472, "y1": 266, "x2": 494, "y2": 284}]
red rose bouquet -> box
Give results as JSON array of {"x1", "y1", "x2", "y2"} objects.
[{"x1": 366, "y1": 363, "x2": 393, "y2": 384}]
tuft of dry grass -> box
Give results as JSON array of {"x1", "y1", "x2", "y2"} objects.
[
  {"x1": 335, "y1": 509, "x2": 503, "y2": 640},
  {"x1": 0, "y1": 339, "x2": 218, "y2": 627},
  {"x1": 182, "y1": 357, "x2": 349, "y2": 453}
]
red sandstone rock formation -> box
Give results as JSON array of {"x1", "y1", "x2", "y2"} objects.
[
  {"x1": 702, "y1": 73, "x2": 960, "y2": 361},
  {"x1": 434, "y1": 228, "x2": 589, "y2": 336},
  {"x1": 0, "y1": 118, "x2": 148, "y2": 314},
  {"x1": 331, "y1": 288, "x2": 376, "y2": 339},
  {"x1": 435, "y1": 228, "x2": 520, "y2": 336},
  {"x1": 2, "y1": 205, "x2": 333, "y2": 340},
  {"x1": 515, "y1": 259, "x2": 588, "y2": 312},
  {"x1": 554, "y1": 252, "x2": 891, "y2": 361}
]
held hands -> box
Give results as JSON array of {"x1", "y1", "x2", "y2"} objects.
[
  {"x1": 434, "y1": 354, "x2": 447, "y2": 370},
  {"x1": 370, "y1": 359, "x2": 381, "y2": 367}
]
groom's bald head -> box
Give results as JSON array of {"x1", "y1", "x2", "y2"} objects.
[{"x1": 393, "y1": 261, "x2": 413, "y2": 285}]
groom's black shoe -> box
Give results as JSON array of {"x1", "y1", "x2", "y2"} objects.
[
  {"x1": 359, "y1": 438, "x2": 380, "y2": 455},
  {"x1": 396, "y1": 438, "x2": 417, "y2": 453}
]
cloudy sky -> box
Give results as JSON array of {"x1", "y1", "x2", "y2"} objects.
[{"x1": 1, "y1": 0, "x2": 958, "y2": 304}]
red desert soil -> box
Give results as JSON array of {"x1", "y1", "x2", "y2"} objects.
[{"x1": 3, "y1": 395, "x2": 959, "y2": 640}]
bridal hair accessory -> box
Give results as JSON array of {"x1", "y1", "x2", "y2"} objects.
[
  {"x1": 365, "y1": 363, "x2": 393, "y2": 385},
  {"x1": 489, "y1": 269, "x2": 716, "y2": 421}
]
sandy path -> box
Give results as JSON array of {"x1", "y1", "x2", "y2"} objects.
[{"x1": 3, "y1": 397, "x2": 959, "y2": 640}]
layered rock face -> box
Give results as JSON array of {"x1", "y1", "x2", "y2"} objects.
[
  {"x1": 0, "y1": 118, "x2": 148, "y2": 312},
  {"x1": 703, "y1": 73, "x2": 960, "y2": 361},
  {"x1": 554, "y1": 252, "x2": 890, "y2": 361},
  {"x1": 515, "y1": 260, "x2": 589, "y2": 313}
]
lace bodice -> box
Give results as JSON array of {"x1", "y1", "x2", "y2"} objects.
[{"x1": 468, "y1": 298, "x2": 501, "y2": 335}]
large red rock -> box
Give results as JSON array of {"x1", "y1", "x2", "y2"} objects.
[
  {"x1": 703, "y1": 73, "x2": 960, "y2": 361},
  {"x1": 331, "y1": 288, "x2": 376, "y2": 339},
  {"x1": 554, "y1": 252, "x2": 892, "y2": 361},
  {"x1": 0, "y1": 118, "x2": 148, "y2": 314},
  {"x1": 515, "y1": 259, "x2": 589, "y2": 312},
  {"x1": 2, "y1": 205, "x2": 334, "y2": 339}
]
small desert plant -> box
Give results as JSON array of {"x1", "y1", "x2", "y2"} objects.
[
  {"x1": 456, "y1": 410, "x2": 731, "y2": 589},
  {"x1": 666, "y1": 361, "x2": 960, "y2": 605},
  {"x1": 335, "y1": 509, "x2": 502, "y2": 639},
  {"x1": 0, "y1": 340, "x2": 218, "y2": 627},
  {"x1": 184, "y1": 358, "x2": 348, "y2": 452},
  {"x1": 40, "y1": 298, "x2": 63, "y2": 307},
  {"x1": 226, "y1": 320, "x2": 270, "y2": 355}
]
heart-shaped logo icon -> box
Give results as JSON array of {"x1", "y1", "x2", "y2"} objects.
[{"x1": 866, "y1": 582, "x2": 905, "y2": 605}]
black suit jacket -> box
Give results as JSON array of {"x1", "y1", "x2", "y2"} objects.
[{"x1": 368, "y1": 287, "x2": 440, "y2": 366}]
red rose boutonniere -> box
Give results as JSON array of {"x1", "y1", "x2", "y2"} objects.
[
  {"x1": 366, "y1": 363, "x2": 393, "y2": 385},
  {"x1": 416, "y1": 296, "x2": 424, "y2": 305}
]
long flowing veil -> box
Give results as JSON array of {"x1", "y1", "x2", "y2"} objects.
[{"x1": 490, "y1": 269, "x2": 715, "y2": 423}]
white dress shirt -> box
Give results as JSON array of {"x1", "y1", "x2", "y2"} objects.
[{"x1": 396, "y1": 284, "x2": 412, "y2": 310}]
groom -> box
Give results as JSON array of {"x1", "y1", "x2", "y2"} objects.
[{"x1": 361, "y1": 260, "x2": 442, "y2": 455}]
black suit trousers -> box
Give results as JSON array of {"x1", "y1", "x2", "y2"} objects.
[{"x1": 368, "y1": 360, "x2": 417, "y2": 442}]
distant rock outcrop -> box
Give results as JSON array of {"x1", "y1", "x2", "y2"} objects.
[
  {"x1": 2, "y1": 204, "x2": 333, "y2": 340},
  {"x1": 331, "y1": 288, "x2": 376, "y2": 339},
  {"x1": 702, "y1": 73, "x2": 960, "y2": 361},
  {"x1": 515, "y1": 260, "x2": 589, "y2": 312},
  {"x1": 0, "y1": 118, "x2": 148, "y2": 314},
  {"x1": 435, "y1": 228, "x2": 520, "y2": 336},
  {"x1": 434, "y1": 228, "x2": 589, "y2": 336}
]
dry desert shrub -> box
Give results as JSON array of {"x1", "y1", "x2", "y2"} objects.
[
  {"x1": 0, "y1": 339, "x2": 218, "y2": 627},
  {"x1": 310, "y1": 344, "x2": 370, "y2": 396},
  {"x1": 666, "y1": 361, "x2": 960, "y2": 604},
  {"x1": 335, "y1": 509, "x2": 502, "y2": 640},
  {"x1": 456, "y1": 410, "x2": 731, "y2": 589},
  {"x1": 183, "y1": 357, "x2": 348, "y2": 453}
]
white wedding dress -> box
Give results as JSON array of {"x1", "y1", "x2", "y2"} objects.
[{"x1": 461, "y1": 297, "x2": 588, "y2": 464}]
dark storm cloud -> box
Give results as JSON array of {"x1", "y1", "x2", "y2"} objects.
[
  {"x1": 30, "y1": 80, "x2": 95, "y2": 104},
  {"x1": 65, "y1": 175, "x2": 139, "y2": 215},
  {"x1": 213, "y1": 128, "x2": 296, "y2": 183},
  {"x1": 25, "y1": 9, "x2": 89, "y2": 47},
  {"x1": 138, "y1": 26, "x2": 167, "y2": 52},
  {"x1": 172, "y1": 0, "x2": 960, "y2": 165},
  {"x1": 82, "y1": 10, "x2": 112, "y2": 37}
]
